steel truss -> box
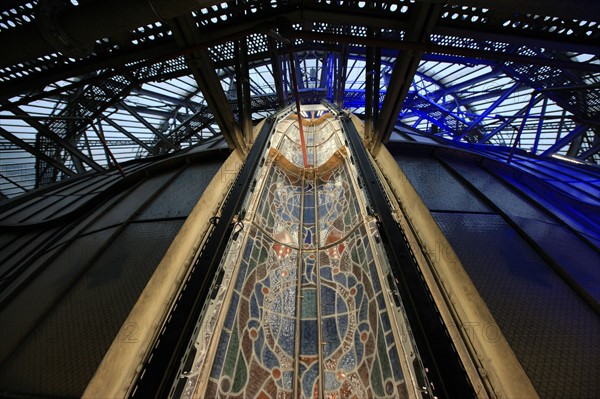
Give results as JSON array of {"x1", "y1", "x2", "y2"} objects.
[{"x1": 0, "y1": 0, "x2": 598, "y2": 197}]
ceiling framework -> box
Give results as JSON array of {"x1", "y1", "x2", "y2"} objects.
[{"x1": 0, "y1": 0, "x2": 599, "y2": 198}]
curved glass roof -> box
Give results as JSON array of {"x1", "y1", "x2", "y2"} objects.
[{"x1": 1, "y1": 0, "x2": 599, "y2": 198}]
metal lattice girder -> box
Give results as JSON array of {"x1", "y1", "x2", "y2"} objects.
[
  {"x1": 1, "y1": 101, "x2": 103, "y2": 180},
  {"x1": 0, "y1": 0, "x2": 593, "y2": 105},
  {"x1": 1, "y1": 57, "x2": 196, "y2": 175},
  {"x1": 235, "y1": 38, "x2": 253, "y2": 145},
  {"x1": 405, "y1": 92, "x2": 470, "y2": 134},
  {"x1": 130, "y1": 87, "x2": 199, "y2": 110},
  {"x1": 4, "y1": 73, "x2": 136, "y2": 185},
  {"x1": 0, "y1": 0, "x2": 598, "y2": 97},
  {"x1": 0, "y1": 0, "x2": 597, "y2": 173},
  {"x1": 168, "y1": 14, "x2": 245, "y2": 152},
  {"x1": 478, "y1": 95, "x2": 546, "y2": 143},
  {"x1": 442, "y1": 69, "x2": 504, "y2": 94},
  {"x1": 151, "y1": 106, "x2": 214, "y2": 154},
  {"x1": 373, "y1": 1, "x2": 443, "y2": 150},
  {"x1": 577, "y1": 137, "x2": 600, "y2": 160},
  {"x1": 499, "y1": 49, "x2": 600, "y2": 122},
  {"x1": 247, "y1": 93, "x2": 283, "y2": 112},
  {"x1": 456, "y1": 82, "x2": 522, "y2": 141},
  {"x1": 278, "y1": 31, "x2": 600, "y2": 75},
  {"x1": 43, "y1": 74, "x2": 134, "y2": 140},
  {"x1": 0, "y1": 0, "x2": 224, "y2": 68},
  {"x1": 103, "y1": 118, "x2": 160, "y2": 156},
  {"x1": 268, "y1": 36, "x2": 286, "y2": 108},
  {"x1": 445, "y1": 86, "x2": 530, "y2": 107},
  {"x1": 115, "y1": 105, "x2": 189, "y2": 120},
  {"x1": 1, "y1": 9, "x2": 596, "y2": 155},
  {"x1": 118, "y1": 102, "x2": 177, "y2": 150},
  {"x1": 0, "y1": 126, "x2": 75, "y2": 177},
  {"x1": 441, "y1": 0, "x2": 600, "y2": 53},
  {"x1": 335, "y1": 46, "x2": 350, "y2": 107}
]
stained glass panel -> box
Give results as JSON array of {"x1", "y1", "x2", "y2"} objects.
[
  {"x1": 194, "y1": 109, "x2": 418, "y2": 398},
  {"x1": 207, "y1": 226, "x2": 299, "y2": 398}
]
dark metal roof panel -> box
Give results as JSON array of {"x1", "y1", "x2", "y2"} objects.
[{"x1": 0, "y1": 148, "x2": 227, "y2": 397}]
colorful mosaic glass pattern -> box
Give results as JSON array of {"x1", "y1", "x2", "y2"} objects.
[
  {"x1": 255, "y1": 165, "x2": 302, "y2": 246},
  {"x1": 203, "y1": 116, "x2": 409, "y2": 398}
]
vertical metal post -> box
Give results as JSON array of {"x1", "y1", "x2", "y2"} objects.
[
  {"x1": 566, "y1": 132, "x2": 585, "y2": 157},
  {"x1": 90, "y1": 118, "x2": 126, "y2": 177},
  {"x1": 235, "y1": 38, "x2": 253, "y2": 145},
  {"x1": 282, "y1": 53, "x2": 290, "y2": 104},
  {"x1": 374, "y1": 42, "x2": 381, "y2": 123},
  {"x1": 372, "y1": 2, "x2": 442, "y2": 151},
  {"x1": 365, "y1": 32, "x2": 375, "y2": 139},
  {"x1": 235, "y1": 40, "x2": 244, "y2": 124},
  {"x1": 294, "y1": 52, "x2": 305, "y2": 90},
  {"x1": 326, "y1": 52, "x2": 335, "y2": 100},
  {"x1": 531, "y1": 96, "x2": 547, "y2": 154},
  {"x1": 508, "y1": 93, "x2": 537, "y2": 164},
  {"x1": 288, "y1": 48, "x2": 308, "y2": 168},
  {"x1": 556, "y1": 109, "x2": 567, "y2": 142},
  {"x1": 335, "y1": 46, "x2": 349, "y2": 107},
  {"x1": 268, "y1": 36, "x2": 286, "y2": 108},
  {"x1": 319, "y1": 52, "x2": 328, "y2": 91}
]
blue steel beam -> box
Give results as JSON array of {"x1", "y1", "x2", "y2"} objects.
[
  {"x1": 407, "y1": 92, "x2": 471, "y2": 133},
  {"x1": 531, "y1": 97, "x2": 549, "y2": 155},
  {"x1": 540, "y1": 124, "x2": 589, "y2": 156},
  {"x1": 406, "y1": 70, "x2": 484, "y2": 126},
  {"x1": 507, "y1": 93, "x2": 538, "y2": 163},
  {"x1": 325, "y1": 52, "x2": 335, "y2": 100},
  {"x1": 408, "y1": 108, "x2": 461, "y2": 135},
  {"x1": 478, "y1": 95, "x2": 545, "y2": 144},
  {"x1": 498, "y1": 47, "x2": 600, "y2": 130},
  {"x1": 456, "y1": 82, "x2": 521, "y2": 141},
  {"x1": 412, "y1": 116, "x2": 424, "y2": 128}
]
